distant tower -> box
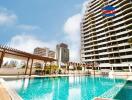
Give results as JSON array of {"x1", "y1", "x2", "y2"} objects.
[{"x1": 56, "y1": 43, "x2": 69, "y2": 68}]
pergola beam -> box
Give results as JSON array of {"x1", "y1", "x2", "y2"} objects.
[
  {"x1": 0, "y1": 45, "x2": 56, "y2": 76},
  {"x1": 50, "y1": 62, "x2": 52, "y2": 74},
  {"x1": 0, "y1": 45, "x2": 56, "y2": 62}
]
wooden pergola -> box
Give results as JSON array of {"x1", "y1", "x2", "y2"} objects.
[{"x1": 0, "y1": 45, "x2": 56, "y2": 76}]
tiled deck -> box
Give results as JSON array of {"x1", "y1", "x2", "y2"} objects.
[
  {"x1": 0, "y1": 84, "x2": 11, "y2": 100},
  {"x1": 127, "y1": 76, "x2": 132, "y2": 81},
  {"x1": 0, "y1": 78, "x2": 22, "y2": 100}
]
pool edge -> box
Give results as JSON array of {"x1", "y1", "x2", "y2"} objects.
[{"x1": 0, "y1": 78, "x2": 23, "y2": 100}]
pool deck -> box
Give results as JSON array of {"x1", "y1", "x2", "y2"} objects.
[
  {"x1": 0, "y1": 78, "x2": 23, "y2": 100},
  {"x1": 127, "y1": 76, "x2": 132, "y2": 81},
  {"x1": 0, "y1": 83, "x2": 11, "y2": 100},
  {"x1": 0, "y1": 74, "x2": 90, "y2": 79}
]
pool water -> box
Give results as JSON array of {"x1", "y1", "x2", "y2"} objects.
[
  {"x1": 114, "y1": 81, "x2": 132, "y2": 100},
  {"x1": 7, "y1": 76, "x2": 127, "y2": 100}
]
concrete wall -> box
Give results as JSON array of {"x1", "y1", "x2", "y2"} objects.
[{"x1": 0, "y1": 68, "x2": 35, "y2": 75}]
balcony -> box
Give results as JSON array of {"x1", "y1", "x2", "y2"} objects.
[
  {"x1": 119, "y1": 48, "x2": 132, "y2": 53},
  {"x1": 120, "y1": 55, "x2": 132, "y2": 59}
]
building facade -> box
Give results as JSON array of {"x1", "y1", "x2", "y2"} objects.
[
  {"x1": 48, "y1": 50, "x2": 56, "y2": 59},
  {"x1": 34, "y1": 47, "x2": 55, "y2": 58},
  {"x1": 56, "y1": 43, "x2": 69, "y2": 67},
  {"x1": 81, "y1": 0, "x2": 132, "y2": 69}
]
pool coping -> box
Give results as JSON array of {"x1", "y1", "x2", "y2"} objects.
[
  {"x1": 94, "y1": 97, "x2": 112, "y2": 100},
  {"x1": 0, "y1": 74, "x2": 91, "y2": 79},
  {"x1": 0, "y1": 78, "x2": 23, "y2": 100}
]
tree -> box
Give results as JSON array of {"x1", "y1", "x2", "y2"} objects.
[
  {"x1": 128, "y1": 38, "x2": 132, "y2": 48},
  {"x1": 20, "y1": 61, "x2": 26, "y2": 68},
  {"x1": 34, "y1": 62, "x2": 42, "y2": 69}
]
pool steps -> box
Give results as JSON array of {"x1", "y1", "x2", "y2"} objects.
[{"x1": 98, "y1": 82, "x2": 126, "y2": 99}]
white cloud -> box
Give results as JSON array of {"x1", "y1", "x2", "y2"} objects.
[
  {"x1": 64, "y1": 14, "x2": 81, "y2": 36},
  {"x1": 0, "y1": 7, "x2": 40, "y2": 32},
  {"x1": 82, "y1": 1, "x2": 90, "y2": 14},
  {"x1": 8, "y1": 34, "x2": 57, "y2": 53},
  {"x1": 64, "y1": 14, "x2": 82, "y2": 62},
  {"x1": 17, "y1": 24, "x2": 40, "y2": 31},
  {"x1": 63, "y1": 0, "x2": 90, "y2": 62},
  {"x1": 0, "y1": 8, "x2": 17, "y2": 26}
]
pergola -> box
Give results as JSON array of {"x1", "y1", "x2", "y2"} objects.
[{"x1": 0, "y1": 45, "x2": 56, "y2": 76}]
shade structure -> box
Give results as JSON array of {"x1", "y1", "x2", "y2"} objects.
[{"x1": 0, "y1": 45, "x2": 56, "y2": 76}]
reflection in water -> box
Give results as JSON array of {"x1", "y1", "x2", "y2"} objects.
[
  {"x1": 7, "y1": 76, "x2": 126, "y2": 100},
  {"x1": 7, "y1": 79, "x2": 24, "y2": 90}
]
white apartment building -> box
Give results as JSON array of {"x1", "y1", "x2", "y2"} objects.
[{"x1": 81, "y1": 0, "x2": 132, "y2": 69}]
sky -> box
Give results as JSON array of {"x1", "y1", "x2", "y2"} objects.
[{"x1": 0, "y1": 0, "x2": 90, "y2": 62}]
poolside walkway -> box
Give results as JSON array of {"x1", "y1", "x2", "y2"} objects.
[
  {"x1": 0, "y1": 74, "x2": 90, "y2": 79},
  {"x1": 0, "y1": 83, "x2": 11, "y2": 100},
  {"x1": 0, "y1": 78, "x2": 22, "y2": 100},
  {"x1": 127, "y1": 76, "x2": 132, "y2": 81}
]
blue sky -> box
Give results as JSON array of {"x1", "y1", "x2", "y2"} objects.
[{"x1": 0, "y1": 0, "x2": 89, "y2": 61}]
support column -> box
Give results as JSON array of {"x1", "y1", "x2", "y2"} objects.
[
  {"x1": 65, "y1": 63, "x2": 68, "y2": 74},
  {"x1": 50, "y1": 61, "x2": 52, "y2": 74},
  {"x1": 0, "y1": 50, "x2": 5, "y2": 68},
  {"x1": 74, "y1": 63, "x2": 75, "y2": 73},
  {"x1": 58, "y1": 47, "x2": 62, "y2": 68},
  {"x1": 68, "y1": 62, "x2": 69, "y2": 74},
  {"x1": 43, "y1": 61, "x2": 47, "y2": 75},
  {"x1": 76, "y1": 63, "x2": 77, "y2": 71},
  {"x1": 44, "y1": 61, "x2": 47, "y2": 68},
  {"x1": 84, "y1": 64, "x2": 86, "y2": 71},
  {"x1": 93, "y1": 62, "x2": 95, "y2": 76},
  {"x1": 29, "y1": 59, "x2": 33, "y2": 76},
  {"x1": 111, "y1": 65, "x2": 114, "y2": 72},
  {"x1": 25, "y1": 57, "x2": 30, "y2": 75},
  {"x1": 129, "y1": 64, "x2": 131, "y2": 72},
  {"x1": 98, "y1": 65, "x2": 100, "y2": 71}
]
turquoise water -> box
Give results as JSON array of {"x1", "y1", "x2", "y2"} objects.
[
  {"x1": 7, "y1": 76, "x2": 127, "y2": 100},
  {"x1": 114, "y1": 81, "x2": 132, "y2": 100}
]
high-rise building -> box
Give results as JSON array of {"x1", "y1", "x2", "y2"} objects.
[
  {"x1": 34, "y1": 47, "x2": 55, "y2": 58},
  {"x1": 56, "y1": 43, "x2": 69, "y2": 67},
  {"x1": 81, "y1": 0, "x2": 132, "y2": 69}
]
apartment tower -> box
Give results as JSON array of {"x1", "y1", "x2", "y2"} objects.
[
  {"x1": 56, "y1": 43, "x2": 69, "y2": 67},
  {"x1": 81, "y1": 0, "x2": 132, "y2": 69}
]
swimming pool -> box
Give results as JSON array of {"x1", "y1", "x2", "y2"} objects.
[
  {"x1": 114, "y1": 80, "x2": 132, "y2": 100},
  {"x1": 6, "y1": 76, "x2": 129, "y2": 100}
]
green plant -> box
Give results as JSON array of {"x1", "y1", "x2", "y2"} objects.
[
  {"x1": 77, "y1": 66, "x2": 82, "y2": 70},
  {"x1": 128, "y1": 38, "x2": 132, "y2": 49},
  {"x1": 21, "y1": 65, "x2": 26, "y2": 69},
  {"x1": 128, "y1": 38, "x2": 132, "y2": 44}
]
